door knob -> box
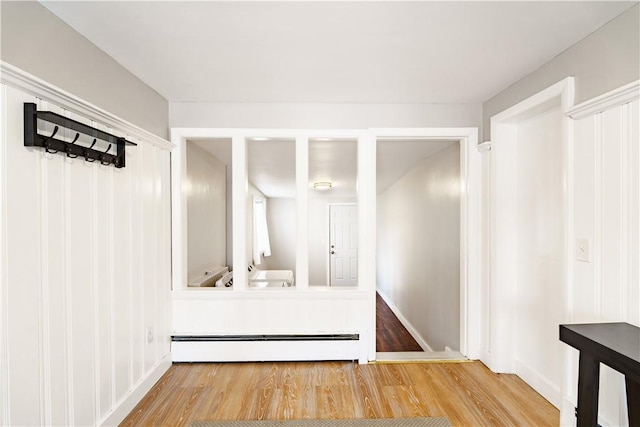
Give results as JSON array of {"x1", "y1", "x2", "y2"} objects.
[
  {"x1": 331, "y1": 251, "x2": 335, "y2": 255},
  {"x1": 331, "y1": 245, "x2": 335, "y2": 248}
]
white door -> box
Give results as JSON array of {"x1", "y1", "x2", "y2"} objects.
[{"x1": 329, "y1": 204, "x2": 358, "y2": 286}]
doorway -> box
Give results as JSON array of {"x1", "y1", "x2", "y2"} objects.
[
  {"x1": 375, "y1": 138, "x2": 463, "y2": 359},
  {"x1": 373, "y1": 128, "x2": 480, "y2": 360},
  {"x1": 329, "y1": 203, "x2": 358, "y2": 286},
  {"x1": 487, "y1": 78, "x2": 574, "y2": 408}
]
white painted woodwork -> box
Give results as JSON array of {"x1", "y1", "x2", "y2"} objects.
[
  {"x1": 488, "y1": 78, "x2": 574, "y2": 409},
  {"x1": 488, "y1": 79, "x2": 639, "y2": 427},
  {"x1": 329, "y1": 204, "x2": 358, "y2": 287},
  {"x1": 170, "y1": 127, "x2": 481, "y2": 363},
  {"x1": 369, "y1": 128, "x2": 481, "y2": 360},
  {"x1": 377, "y1": 143, "x2": 461, "y2": 351},
  {"x1": 0, "y1": 68, "x2": 172, "y2": 427},
  {"x1": 565, "y1": 89, "x2": 639, "y2": 427},
  {"x1": 513, "y1": 103, "x2": 565, "y2": 407}
]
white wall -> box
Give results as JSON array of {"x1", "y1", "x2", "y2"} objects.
[
  {"x1": 514, "y1": 104, "x2": 565, "y2": 407},
  {"x1": 266, "y1": 198, "x2": 297, "y2": 272},
  {"x1": 377, "y1": 143, "x2": 460, "y2": 351},
  {"x1": 186, "y1": 143, "x2": 227, "y2": 280},
  {"x1": 566, "y1": 95, "x2": 640, "y2": 427},
  {"x1": 170, "y1": 102, "x2": 482, "y2": 133},
  {"x1": 0, "y1": 1, "x2": 168, "y2": 138},
  {"x1": 0, "y1": 82, "x2": 172, "y2": 426},
  {"x1": 483, "y1": 4, "x2": 639, "y2": 141},
  {"x1": 308, "y1": 197, "x2": 357, "y2": 286}
]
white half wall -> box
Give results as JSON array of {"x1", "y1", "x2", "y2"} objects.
[
  {"x1": 0, "y1": 76, "x2": 172, "y2": 426},
  {"x1": 377, "y1": 143, "x2": 461, "y2": 351},
  {"x1": 186, "y1": 143, "x2": 227, "y2": 280}
]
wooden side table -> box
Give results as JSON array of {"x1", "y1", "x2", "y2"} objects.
[{"x1": 560, "y1": 322, "x2": 640, "y2": 427}]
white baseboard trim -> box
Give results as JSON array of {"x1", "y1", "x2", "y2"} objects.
[
  {"x1": 99, "y1": 353, "x2": 172, "y2": 427},
  {"x1": 376, "y1": 289, "x2": 433, "y2": 352},
  {"x1": 171, "y1": 339, "x2": 361, "y2": 363},
  {"x1": 514, "y1": 358, "x2": 562, "y2": 409}
]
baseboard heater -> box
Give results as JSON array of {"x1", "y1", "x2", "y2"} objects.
[{"x1": 171, "y1": 334, "x2": 361, "y2": 363}]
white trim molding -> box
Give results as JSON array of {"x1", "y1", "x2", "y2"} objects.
[
  {"x1": 566, "y1": 79, "x2": 640, "y2": 120},
  {"x1": 370, "y1": 126, "x2": 482, "y2": 361},
  {"x1": 0, "y1": 61, "x2": 172, "y2": 150}
]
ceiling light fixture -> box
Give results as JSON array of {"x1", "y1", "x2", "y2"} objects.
[
  {"x1": 313, "y1": 181, "x2": 332, "y2": 190},
  {"x1": 252, "y1": 137, "x2": 269, "y2": 141}
]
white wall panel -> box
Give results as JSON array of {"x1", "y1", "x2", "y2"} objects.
[
  {"x1": 0, "y1": 81, "x2": 172, "y2": 427},
  {"x1": 112, "y1": 157, "x2": 132, "y2": 403},
  {"x1": 172, "y1": 292, "x2": 369, "y2": 336},
  {"x1": 41, "y1": 101, "x2": 70, "y2": 426},
  {"x1": 5, "y1": 79, "x2": 43, "y2": 427},
  {"x1": 630, "y1": 99, "x2": 640, "y2": 326},
  {"x1": 570, "y1": 93, "x2": 639, "y2": 427}
]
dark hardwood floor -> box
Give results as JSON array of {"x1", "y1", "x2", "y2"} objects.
[{"x1": 376, "y1": 292, "x2": 423, "y2": 352}]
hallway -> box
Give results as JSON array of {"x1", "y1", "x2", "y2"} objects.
[{"x1": 376, "y1": 293, "x2": 423, "y2": 352}]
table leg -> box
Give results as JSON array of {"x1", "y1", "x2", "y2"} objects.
[
  {"x1": 626, "y1": 376, "x2": 639, "y2": 427},
  {"x1": 577, "y1": 352, "x2": 600, "y2": 427}
]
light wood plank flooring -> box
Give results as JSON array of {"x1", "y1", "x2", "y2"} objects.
[{"x1": 120, "y1": 361, "x2": 558, "y2": 426}]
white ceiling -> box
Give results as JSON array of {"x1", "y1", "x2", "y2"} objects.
[
  {"x1": 192, "y1": 137, "x2": 455, "y2": 198},
  {"x1": 42, "y1": 1, "x2": 635, "y2": 104}
]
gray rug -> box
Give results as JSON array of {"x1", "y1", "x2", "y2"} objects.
[{"x1": 191, "y1": 418, "x2": 451, "y2": 427}]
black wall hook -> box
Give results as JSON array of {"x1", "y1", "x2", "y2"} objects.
[
  {"x1": 100, "y1": 144, "x2": 113, "y2": 165},
  {"x1": 65, "y1": 133, "x2": 80, "y2": 158},
  {"x1": 44, "y1": 126, "x2": 59, "y2": 154},
  {"x1": 84, "y1": 139, "x2": 97, "y2": 162},
  {"x1": 24, "y1": 103, "x2": 136, "y2": 168}
]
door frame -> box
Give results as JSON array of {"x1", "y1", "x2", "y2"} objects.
[
  {"x1": 369, "y1": 128, "x2": 482, "y2": 359},
  {"x1": 486, "y1": 78, "x2": 574, "y2": 405},
  {"x1": 327, "y1": 202, "x2": 358, "y2": 287}
]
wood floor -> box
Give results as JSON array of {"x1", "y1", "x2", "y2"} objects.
[
  {"x1": 376, "y1": 293, "x2": 423, "y2": 352},
  {"x1": 120, "y1": 361, "x2": 558, "y2": 426}
]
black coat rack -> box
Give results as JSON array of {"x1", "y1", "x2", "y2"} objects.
[{"x1": 24, "y1": 103, "x2": 136, "y2": 168}]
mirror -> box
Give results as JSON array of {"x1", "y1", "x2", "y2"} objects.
[
  {"x1": 308, "y1": 138, "x2": 358, "y2": 287},
  {"x1": 247, "y1": 138, "x2": 297, "y2": 288},
  {"x1": 185, "y1": 138, "x2": 233, "y2": 287}
]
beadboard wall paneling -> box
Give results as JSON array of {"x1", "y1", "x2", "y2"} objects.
[
  {"x1": 570, "y1": 96, "x2": 640, "y2": 427},
  {"x1": 0, "y1": 83, "x2": 172, "y2": 427}
]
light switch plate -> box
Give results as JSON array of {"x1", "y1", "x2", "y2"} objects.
[{"x1": 576, "y1": 238, "x2": 591, "y2": 262}]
